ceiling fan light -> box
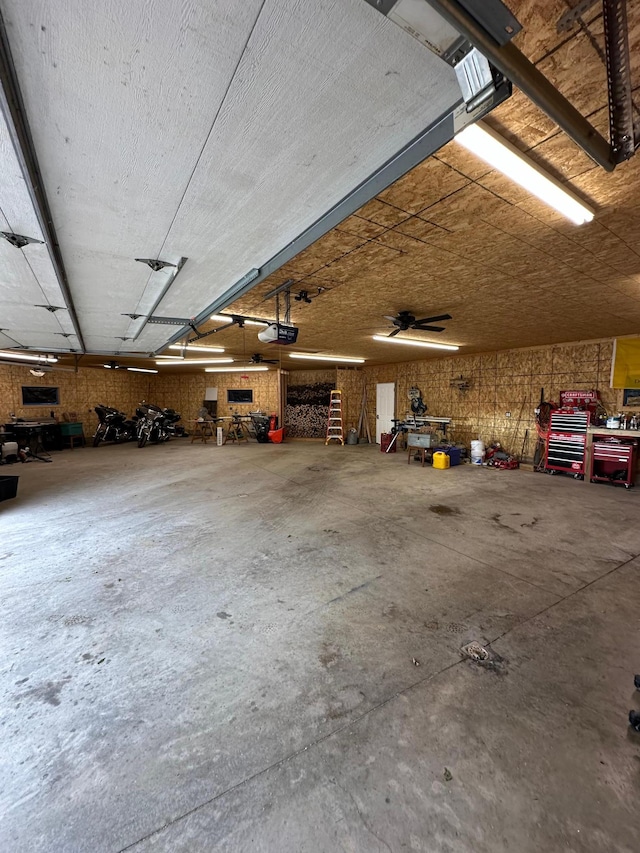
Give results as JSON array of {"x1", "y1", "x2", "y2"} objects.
[{"x1": 373, "y1": 335, "x2": 459, "y2": 351}]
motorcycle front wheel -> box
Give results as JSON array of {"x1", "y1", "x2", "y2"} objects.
[
  {"x1": 93, "y1": 427, "x2": 105, "y2": 447},
  {"x1": 138, "y1": 427, "x2": 149, "y2": 448}
]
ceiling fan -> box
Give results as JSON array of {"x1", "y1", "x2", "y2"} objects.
[
  {"x1": 248, "y1": 353, "x2": 279, "y2": 365},
  {"x1": 383, "y1": 311, "x2": 452, "y2": 337}
]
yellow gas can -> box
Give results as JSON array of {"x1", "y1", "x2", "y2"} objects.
[{"x1": 432, "y1": 451, "x2": 450, "y2": 470}]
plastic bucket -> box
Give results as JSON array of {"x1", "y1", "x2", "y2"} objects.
[{"x1": 470, "y1": 439, "x2": 485, "y2": 465}]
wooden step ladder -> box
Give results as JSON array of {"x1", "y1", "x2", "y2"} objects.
[{"x1": 325, "y1": 389, "x2": 344, "y2": 445}]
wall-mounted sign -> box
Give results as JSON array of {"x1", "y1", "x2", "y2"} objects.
[{"x1": 611, "y1": 338, "x2": 640, "y2": 388}]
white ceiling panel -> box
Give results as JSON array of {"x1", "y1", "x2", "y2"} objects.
[
  {"x1": 0, "y1": 331, "x2": 23, "y2": 347},
  {"x1": 0, "y1": 242, "x2": 48, "y2": 304},
  {"x1": 0, "y1": 106, "x2": 77, "y2": 348},
  {"x1": 1, "y1": 0, "x2": 267, "y2": 352},
  {"x1": 0, "y1": 111, "x2": 44, "y2": 239},
  {"x1": 2, "y1": 0, "x2": 461, "y2": 354},
  {"x1": 151, "y1": 0, "x2": 462, "y2": 320},
  {"x1": 0, "y1": 303, "x2": 66, "y2": 332}
]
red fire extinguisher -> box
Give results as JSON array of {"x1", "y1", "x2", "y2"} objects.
[{"x1": 269, "y1": 414, "x2": 278, "y2": 431}]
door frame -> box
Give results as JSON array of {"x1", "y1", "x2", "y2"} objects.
[{"x1": 376, "y1": 382, "x2": 396, "y2": 443}]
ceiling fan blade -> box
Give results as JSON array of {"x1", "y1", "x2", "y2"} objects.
[
  {"x1": 383, "y1": 315, "x2": 398, "y2": 323},
  {"x1": 388, "y1": 328, "x2": 401, "y2": 337},
  {"x1": 414, "y1": 314, "x2": 452, "y2": 324},
  {"x1": 414, "y1": 324, "x2": 445, "y2": 332}
]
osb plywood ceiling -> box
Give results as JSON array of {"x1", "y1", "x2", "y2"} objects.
[
  {"x1": 2, "y1": 0, "x2": 640, "y2": 372},
  {"x1": 219, "y1": 0, "x2": 640, "y2": 368}
]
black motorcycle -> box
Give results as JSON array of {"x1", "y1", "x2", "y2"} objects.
[
  {"x1": 136, "y1": 403, "x2": 181, "y2": 447},
  {"x1": 93, "y1": 405, "x2": 138, "y2": 446}
]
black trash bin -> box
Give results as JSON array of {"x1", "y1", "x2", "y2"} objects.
[{"x1": 0, "y1": 476, "x2": 19, "y2": 502}]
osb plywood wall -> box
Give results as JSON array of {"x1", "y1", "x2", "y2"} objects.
[
  {"x1": 351, "y1": 339, "x2": 620, "y2": 461},
  {"x1": 152, "y1": 371, "x2": 279, "y2": 423},
  {"x1": 0, "y1": 364, "x2": 153, "y2": 430}
]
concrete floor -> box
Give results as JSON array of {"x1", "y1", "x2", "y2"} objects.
[{"x1": 1, "y1": 440, "x2": 639, "y2": 852}]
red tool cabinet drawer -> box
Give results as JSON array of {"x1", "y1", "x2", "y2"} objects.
[{"x1": 593, "y1": 443, "x2": 633, "y2": 461}]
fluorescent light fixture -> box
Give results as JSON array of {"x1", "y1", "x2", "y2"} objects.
[
  {"x1": 204, "y1": 365, "x2": 269, "y2": 373},
  {"x1": 372, "y1": 335, "x2": 459, "y2": 351},
  {"x1": 455, "y1": 121, "x2": 594, "y2": 225},
  {"x1": 0, "y1": 350, "x2": 58, "y2": 363},
  {"x1": 127, "y1": 367, "x2": 158, "y2": 374},
  {"x1": 289, "y1": 353, "x2": 365, "y2": 364},
  {"x1": 155, "y1": 358, "x2": 234, "y2": 366},
  {"x1": 210, "y1": 314, "x2": 268, "y2": 327},
  {"x1": 157, "y1": 355, "x2": 184, "y2": 359},
  {"x1": 168, "y1": 344, "x2": 224, "y2": 353}
]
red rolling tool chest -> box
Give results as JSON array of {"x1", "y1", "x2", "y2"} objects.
[
  {"x1": 590, "y1": 435, "x2": 638, "y2": 488},
  {"x1": 545, "y1": 410, "x2": 589, "y2": 479}
]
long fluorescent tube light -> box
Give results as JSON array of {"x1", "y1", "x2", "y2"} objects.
[
  {"x1": 127, "y1": 367, "x2": 158, "y2": 374},
  {"x1": 204, "y1": 365, "x2": 269, "y2": 373},
  {"x1": 0, "y1": 350, "x2": 58, "y2": 362},
  {"x1": 168, "y1": 344, "x2": 224, "y2": 353},
  {"x1": 210, "y1": 314, "x2": 268, "y2": 327},
  {"x1": 372, "y1": 335, "x2": 459, "y2": 351},
  {"x1": 289, "y1": 353, "x2": 365, "y2": 364},
  {"x1": 455, "y1": 121, "x2": 594, "y2": 225},
  {"x1": 155, "y1": 358, "x2": 234, "y2": 366}
]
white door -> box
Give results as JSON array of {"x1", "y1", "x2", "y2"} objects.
[{"x1": 376, "y1": 382, "x2": 395, "y2": 443}]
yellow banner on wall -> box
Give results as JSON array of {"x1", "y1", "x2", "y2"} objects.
[{"x1": 611, "y1": 338, "x2": 640, "y2": 388}]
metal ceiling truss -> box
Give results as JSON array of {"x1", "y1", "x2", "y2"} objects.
[{"x1": 0, "y1": 9, "x2": 86, "y2": 351}]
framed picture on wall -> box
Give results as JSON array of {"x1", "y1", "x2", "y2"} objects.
[
  {"x1": 22, "y1": 386, "x2": 59, "y2": 406},
  {"x1": 622, "y1": 388, "x2": 640, "y2": 408}
]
